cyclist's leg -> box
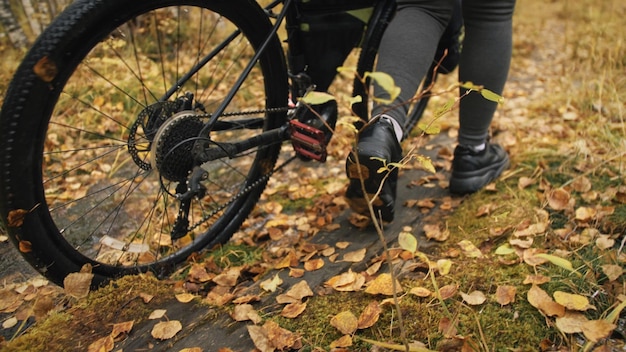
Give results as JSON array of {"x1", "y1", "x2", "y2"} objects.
[
  {"x1": 372, "y1": 0, "x2": 456, "y2": 131},
  {"x1": 450, "y1": 0, "x2": 516, "y2": 194}
]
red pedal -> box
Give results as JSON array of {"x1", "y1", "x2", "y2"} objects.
[{"x1": 289, "y1": 120, "x2": 328, "y2": 162}]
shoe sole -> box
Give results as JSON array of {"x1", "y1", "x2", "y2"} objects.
[{"x1": 449, "y1": 157, "x2": 510, "y2": 195}]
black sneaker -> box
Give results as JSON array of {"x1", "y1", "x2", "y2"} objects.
[
  {"x1": 345, "y1": 118, "x2": 402, "y2": 222},
  {"x1": 449, "y1": 143, "x2": 510, "y2": 194}
]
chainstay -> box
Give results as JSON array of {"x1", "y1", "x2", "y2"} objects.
[{"x1": 188, "y1": 154, "x2": 297, "y2": 232}]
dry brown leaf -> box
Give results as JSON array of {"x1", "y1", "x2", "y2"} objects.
[
  {"x1": 289, "y1": 267, "x2": 305, "y2": 278},
  {"x1": 87, "y1": 335, "x2": 114, "y2": 352},
  {"x1": 357, "y1": 301, "x2": 381, "y2": 329},
  {"x1": 494, "y1": 285, "x2": 516, "y2": 306},
  {"x1": 527, "y1": 285, "x2": 565, "y2": 317},
  {"x1": 148, "y1": 309, "x2": 167, "y2": 320},
  {"x1": 438, "y1": 317, "x2": 458, "y2": 338},
  {"x1": 437, "y1": 284, "x2": 457, "y2": 300},
  {"x1": 304, "y1": 258, "x2": 324, "y2": 271},
  {"x1": 231, "y1": 304, "x2": 262, "y2": 324},
  {"x1": 111, "y1": 320, "x2": 134, "y2": 339},
  {"x1": 260, "y1": 274, "x2": 282, "y2": 293},
  {"x1": 523, "y1": 274, "x2": 551, "y2": 285},
  {"x1": 326, "y1": 270, "x2": 365, "y2": 292},
  {"x1": 281, "y1": 302, "x2": 307, "y2": 319},
  {"x1": 571, "y1": 176, "x2": 592, "y2": 192},
  {"x1": 7, "y1": 209, "x2": 30, "y2": 227},
  {"x1": 461, "y1": 291, "x2": 487, "y2": 305},
  {"x1": 180, "y1": 348, "x2": 203, "y2": 352},
  {"x1": 575, "y1": 206, "x2": 596, "y2": 222},
  {"x1": 232, "y1": 295, "x2": 261, "y2": 305},
  {"x1": 212, "y1": 267, "x2": 241, "y2": 287},
  {"x1": 336, "y1": 241, "x2": 350, "y2": 249},
  {"x1": 595, "y1": 235, "x2": 615, "y2": 250},
  {"x1": 175, "y1": 293, "x2": 196, "y2": 303},
  {"x1": 458, "y1": 240, "x2": 483, "y2": 258},
  {"x1": 547, "y1": 188, "x2": 571, "y2": 210},
  {"x1": 409, "y1": 287, "x2": 432, "y2": 298},
  {"x1": 342, "y1": 248, "x2": 367, "y2": 262},
  {"x1": 139, "y1": 292, "x2": 154, "y2": 303},
  {"x1": 18, "y1": 240, "x2": 32, "y2": 253},
  {"x1": 581, "y1": 319, "x2": 616, "y2": 342},
  {"x1": 33, "y1": 56, "x2": 58, "y2": 82},
  {"x1": 555, "y1": 312, "x2": 587, "y2": 334},
  {"x1": 63, "y1": 272, "x2": 94, "y2": 299},
  {"x1": 247, "y1": 325, "x2": 272, "y2": 352},
  {"x1": 330, "y1": 335, "x2": 353, "y2": 348},
  {"x1": 601, "y1": 264, "x2": 623, "y2": 282},
  {"x1": 151, "y1": 320, "x2": 182, "y2": 340},
  {"x1": 553, "y1": 291, "x2": 595, "y2": 311},
  {"x1": 424, "y1": 223, "x2": 450, "y2": 241},
  {"x1": 522, "y1": 248, "x2": 549, "y2": 266},
  {"x1": 2, "y1": 317, "x2": 17, "y2": 329},
  {"x1": 518, "y1": 176, "x2": 535, "y2": 189},
  {"x1": 188, "y1": 264, "x2": 214, "y2": 283},
  {"x1": 264, "y1": 321, "x2": 301, "y2": 350},
  {"x1": 330, "y1": 311, "x2": 358, "y2": 335},
  {"x1": 365, "y1": 273, "x2": 402, "y2": 296}
]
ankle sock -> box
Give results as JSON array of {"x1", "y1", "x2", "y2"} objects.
[{"x1": 380, "y1": 115, "x2": 403, "y2": 142}]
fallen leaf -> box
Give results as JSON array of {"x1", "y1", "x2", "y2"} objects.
[
  {"x1": 231, "y1": 304, "x2": 262, "y2": 324},
  {"x1": 7, "y1": 209, "x2": 30, "y2": 227},
  {"x1": 343, "y1": 248, "x2": 366, "y2": 262},
  {"x1": 595, "y1": 235, "x2": 615, "y2": 250},
  {"x1": 33, "y1": 56, "x2": 58, "y2": 82},
  {"x1": 458, "y1": 240, "x2": 483, "y2": 258},
  {"x1": 2, "y1": 317, "x2": 17, "y2": 329},
  {"x1": 260, "y1": 274, "x2": 282, "y2": 293},
  {"x1": 547, "y1": 188, "x2": 571, "y2": 211},
  {"x1": 148, "y1": 309, "x2": 167, "y2": 320},
  {"x1": 424, "y1": 224, "x2": 449, "y2": 241},
  {"x1": 139, "y1": 292, "x2": 154, "y2": 303},
  {"x1": 281, "y1": 302, "x2": 307, "y2": 319},
  {"x1": 357, "y1": 301, "x2": 381, "y2": 329},
  {"x1": 436, "y1": 259, "x2": 452, "y2": 276},
  {"x1": 18, "y1": 240, "x2": 32, "y2": 253},
  {"x1": 461, "y1": 291, "x2": 487, "y2": 305},
  {"x1": 575, "y1": 206, "x2": 596, "y2": 222},
  {"x1": 175, "y1": 293, "x2": 196, "y2": 303},
  {"x1": 409, "y1": 287, "x2": 432, "y2": 298},
  {"x1": 398, "y1": 232, "x2": 418, "y2": 253},
  {"x1": 151, "y1": 320, "x2": 182, "y2": 340},
  {"x1": 365, "y1": 273, "x2": 402, "y2": 296},
  {"x1": 527, "y1": 285, "x2": 565, "y2": 317},
  {"x1": 326, "y1": 270, "x2": 365, "y2": 292},
  {"x1": 523, "y1": 274, "x2": 551, "y2": 285},
  {"x1": 438, "y1": 284, "x2": 458, "y2": 300},
  {"x1": 63, "y1": 272, "x2": 94, "y2": 299},
  {"x1": 601, "y1": 264, "x2": 623, "y2": 282},
  {"x1": 330, "y1": 311, "x2": 358, "y2": 335},
  {"x1": 495, "y1": 285, "x2": 516, "y2": 306},
  {"x1": 533, "y1": 253, "x2": 580, "y2": 276},
  {"x1": 87, "y1": 335, "x2": 114, "y2": 352},
  {"x1": 247, "y1": 325, "x2": 272, "y2": 352},
  {"x1": 555, "y1": 312, "x2": 587, "y2": 334},
  {"x1": 581, "y1": 319, "x2": 616, "y2": 342},
  {"x1": 111, "y1": 321, "x2": 134, "y2": 339},
  {"x1": 264, "y1": 321, "x2": 301, "y2": 350},
  {"x1": 330, "y1": 335, "x2": 353, "y2": 348},
  {"x1": 553, "y1": 291, "x2": 595, "y2": 311},
  {"x1": 212, "y1": 267, "x2": 241, "y2": 287},
  {"x1": 438, "y1": 316, "x2": 458, "y2": 338},
  {"x1": 304, "y1": 258, "x2": 324, "y2": 271}
]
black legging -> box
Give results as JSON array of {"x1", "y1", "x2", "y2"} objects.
[{"x1": 373, "y1": 0, "x2": 516, "y2": 146}]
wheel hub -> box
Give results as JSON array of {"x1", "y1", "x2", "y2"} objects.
[{"x1": 150, "y1": 112, "x2": 204, "y2": 182}]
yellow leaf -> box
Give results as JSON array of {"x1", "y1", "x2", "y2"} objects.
[
  {"x1": 175, "y1": 293, "x2": 196, "y2": 303},
  {"x1": 343, "y1": 248, "x2": 366, "y2": 262},
  {"x1": 555, "y1": 312, "x2": 587, "y2": 334},
  {"x1": 365, "y1": 273, "x2": 402, "y2": 296},
  {"x1": 534, "y1": 253, "x2": 581, "y2": 276},
  {"x1": 458, "y1": 239, "x2": 483, "y2": 258},
  {"x1": 365, "y1": 71, "x2": 401, "y2": 102},
  {"x1": 601, "y1": 264, "x2": 623, "y2": 282},
  {"x1": 260, "y1": 273, "x2": 282, "y2": 293},
  {"x1": 553, "y1": 291, "x2": 595, "y2": 311},
  {"x1": 436, "y1": 259, "x2": 452, "y2": 276},
  {"x1": 87, "y1": 335, "x2": 114, "y2": 352},
  {"x1": 527, "y1": 285, "x2": 565, "y2": 317},
  {"x1": 300, "y1": 91, "x2": 336, "y2": 105},
  {"x1": 330, "y1": 335, "x2": 353, "y2": 348},
  {"x1": 398, "y1": 232, "x2": 418, "y2": 253},
  {"x1": 330, "y1": 311, "x2": 358, "y2": 335},
  {"x1": 495, "y1": 244, "x2": 516, "y2": 255}
]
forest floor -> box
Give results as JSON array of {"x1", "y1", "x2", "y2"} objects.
[{"x1": 0, "y1": 0, "x2": 625, "y2": 351}]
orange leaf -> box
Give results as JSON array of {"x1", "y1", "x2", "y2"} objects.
[
  {"x1": 281, "y1": 302, "x2": 307, "y2": 319},
  {"x1": 304, "y1": 258, "x2": 324, "y2": 271},
  {"x1": 18, "y1": 240, "x2": 32, "y2": 253},
  {"x1": 342, "y1": 248, "x2": 366, "y2": 262},
  {"x1": 111, "y1": 321, "x2": 134, "y2": 339},
  {"x1": 357, "y1": 301, "x2": 381, "y2": 329},
  {"x1": 33, "y1": 56, "x2": 58, "y2": 82},
  {"x1": 527, "y1": 285, "x2": 565, "y2": 317},
  {"x1": 365, "y1": 273, "x2": 402, "y2": 296}
]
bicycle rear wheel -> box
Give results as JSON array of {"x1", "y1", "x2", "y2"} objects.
[{"x1": 0, "y1": 0, "x2": 288, "y2": 286}]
